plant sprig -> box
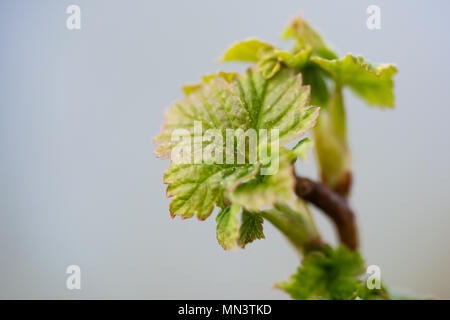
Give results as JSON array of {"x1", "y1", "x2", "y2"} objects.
[{"x1": 155, "y1": 15, "x2": 397, "y2": 300}]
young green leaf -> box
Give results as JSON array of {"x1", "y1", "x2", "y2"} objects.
[
  {"x1": 300, "y1": 65, "x2": 330, "y2": 107},
  {"x1": 282, "y1": 16, "x2": 337, "y2": 60},
  {"x1": 274, "y1": 48, "x2": 311, "y2": 69},
  {"x1": 238, "y1": 210, "x2": 265, "y2": 248},
  {"x1": 221, "y1": 39, "x2": 273, "y2": 63},
  {"x1": 216, "y1": 204, "x2": 240, "y2": 250},
  {"x1": 163, "y1": 162, "x2": 249, "y2": 220},
  {"x1": 312, "y1": 54, "x2": 397, "y2": 107},
  {"x1": 292, "y1": 137, "x2": 313, "y2": 161},
  {"x1": 222, "y1": 41, "x2": 312, "y2": 79},
  {"x1": 228, "y1": 150, "x2": 295, "y2": 211},
  {"x1": 182, "y1": 72, "x2": 237, "y2": 96},
  {"x1": 256, "y1": 47, "x2": 281, "y2": 79},
  {"x1": 275, "y1": 246, "x2": 365, "y2": 300},
  {"x1": 257, "y1": 48, "x2": 311, "y2": 79},
  {"x1": 155, "y1": 67, "x2": 319, "y2": 219},
  {"x1": 235, "y1": 68, "x2": 318, "y2": 141},
  {"x1": 155, "y1": 12, "x2": 400, "y2": 299}
]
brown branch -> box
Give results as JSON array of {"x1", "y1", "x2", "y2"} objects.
[
  {"x1": 294, "y1": 174, "x2": 359, "y2": 250},
  {"x1": 330, "y1": 170, "x2": 353, "y2": 198}
]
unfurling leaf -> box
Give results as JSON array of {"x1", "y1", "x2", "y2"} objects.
[
  {"x1": 274, "y1": 48, "x2": 311, "y2": 69},
  {"x1": 182, "y1": 71, "x2": 237, "y2": 96},
  {"x1": 292, "y1": 137, "x2": 313, "y2": 161},
  {"x1": 282, "y1": 16, "x2": 337, "y2": 60},
  {"x1": 216, "y1": 204, "x2": 240, "y2": 250},
  {"x1": 299, "y1": 65, "x2": 330, "y2": 107},
  {"x1": 221, "y1": 40, "x2": 312, "y2": 79},
  {"x1": 155, "y1": 12, "x2": 399, "y2": 300},
  {"x1": 312, "y1": 54, "x2": 397, "y2": 107},
  {"x1": 256, "y1": 47, "x2": 281, "y2": 79},
  {"x1": 275, "y1": 246, "x2": 365, "y2": 300},
  {"x1": 238, "y1": 210, "x2": 265, "y2": 248},
  {"x1": 228, "y1": 150, "x2": 295, "y2": 212},
  {"x1": 221, "y1": 39, "x2": 273, "y2": 63},
  {"x1": 155, "y1": 67, "x2": 319, "y2": 219}
]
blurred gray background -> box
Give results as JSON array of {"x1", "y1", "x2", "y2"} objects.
[{"x1": 1, "y1": 0, "x2": 449, "y2": 299}]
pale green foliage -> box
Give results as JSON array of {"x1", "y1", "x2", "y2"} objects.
[
  {"x1": 216, "y1": 204, "x2": 240, "y2": 250},
  {"x1": 163, "y1": 162, "x2": 248, "y2": 220},
  {"x1": 276, "y1": 245, "x2": 391, "y2": 300},
  {"x1": 221, "y1": 40, "x2": 311, "y2": 79},
  {"x1": 312, "y1": 55, "x2": 397, "y2": 107},
  {"x1": 256, "y1": 47, "x2": 282, "y2": 79},
  {"x1": 275, "y1": 48, "x2": 311, "y2": 69},
  {"x1": 276, "y1": 246, "x2": 366, "y2": 300},
  {"x1": 292, "y1": 137, "x2": 313, "y2": 161},
  {"x1": 181, "y1": 71, "x2": 237, "y2": 96},
  {"x1": 220, "y1": 15, "x2": 396, "y2": 193},
  {"x1": 156, "y1": 13, "x2": 398, "y2": 300},
  {"x1": 281, "y1": 16, "x2": 337, "y2": 60},
  {"x1": 155, "y1": 68, "x2": 318, "y2": 220},
  {"x1": 228, "y1": 151, "x2": 295, "y2": 212},
  {"x1": 220, "y1": 19, "x2": 396, "y2": 110},
  {"x1": 221, "y1": 39, "x2": 273, "y2": 63}
]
